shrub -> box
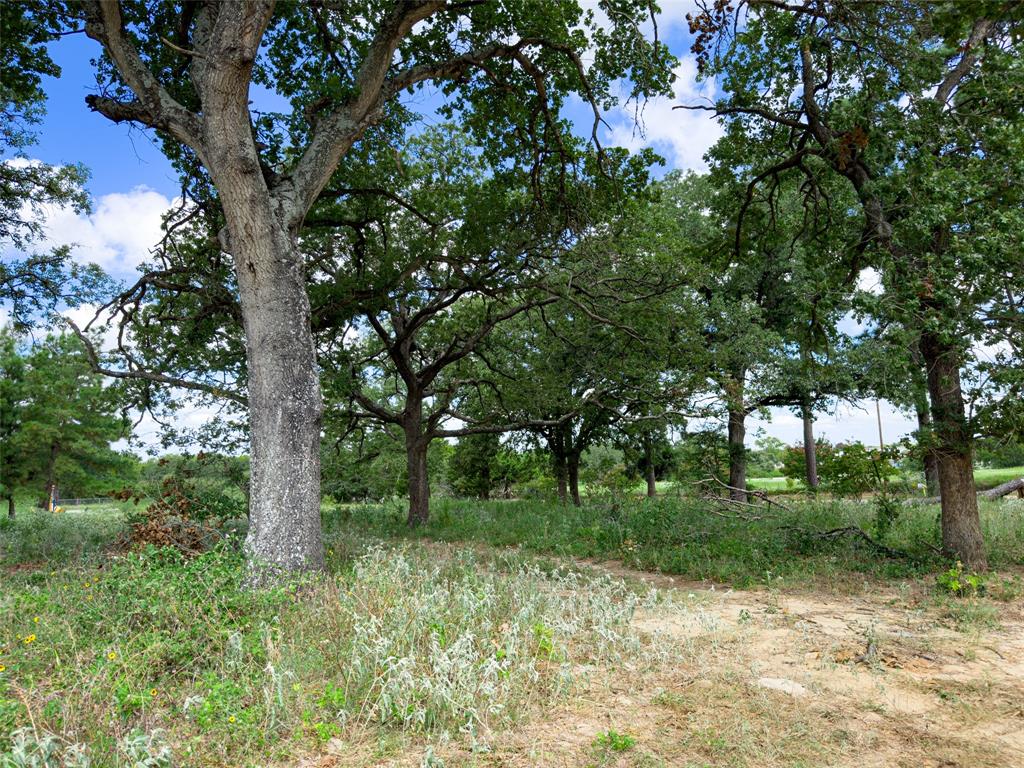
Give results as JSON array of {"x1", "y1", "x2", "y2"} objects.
[
  {"x1": 937, "y1": 561, "x2": 986, "y2": 597},
  {"x1": 783, "y1": 440, "x2": 899, "y2": 497}
]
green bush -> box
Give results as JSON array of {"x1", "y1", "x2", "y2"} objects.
[
  {"x1": 937, "y1": 561, "x2": 986, "y2": 597},
  {"x1": 783, "y1": 440, "x2": 899, "y2": 497}
]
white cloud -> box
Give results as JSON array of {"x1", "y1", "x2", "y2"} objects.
[
  {"x1": 856, "y1": 267, "x2": 883, "y2": 295},
  {"x1": 579, "y1": 0, "x2": 698, "y2": 38},
  {"x1": 605, "y1": 56, "x2": 724, "y2": 171},
  {"x1": 61, "y1": 302, "x2": 121, "y2": 353},
  {"x1": 10, "y1": 184, "x2": 175, "y2": 276},
  {"x1": 749, "y1": 400, "x2": 918, "y2": 448}
]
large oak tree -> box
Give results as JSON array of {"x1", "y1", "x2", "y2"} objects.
[{"x1": 51, "y1": 0, "x2": 674, "y2": 579}]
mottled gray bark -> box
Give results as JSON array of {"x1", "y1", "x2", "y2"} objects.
[
  {"x1": 205, "y1": 109, "x2": 325, "y2": 581},
  {"x1": 221, "y1": 210, "x2": 324, "y2": 578}
]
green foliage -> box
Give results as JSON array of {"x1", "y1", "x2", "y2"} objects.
[
  {"x1": 672, "y1": 430, "x2": 729, "y2": 484},
  {"x1": 321, "y1": 430, "x2": 452, "y2": 503},
  {"x1": 448, "y1": 433, "x2": 500, "y2": 499},
  {"x1": 974, "y1": 439, "x2": 1024, "y2": 470},
  {"x1": 593, "y1": 729, "x2": 636, "y2": 752},
  {"x1": 0, "y1": 508, "x2": 126, "y2": 566},
  {"x1": 0, "y1": 331, "x2": 132, "y2": 509},
  {"x1": 747, "y1": 433, "x2": 788, "y2": 478},
  {"x1": 871, "y1": 490, "x2": 903, "y2": 543},
  {"x1": 783, "y1": 440, "x2": 899, "y2": 497},
  {"x1": 135, "y1": 453, "x2": 247, "y2": 524},
  {"x1": 937, "y1": 561, "x2": 987, "y2": 598},
  {"x1": 0, "y1": 529, "x2": 651, "y2": 764}
]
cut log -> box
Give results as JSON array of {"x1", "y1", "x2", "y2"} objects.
[
  {"x1": 907, "y1": 477, "x2": 1023, "y2": 505},
  {"x1": 981, "y1": 477, "x2": 1024, "y2": 500}
]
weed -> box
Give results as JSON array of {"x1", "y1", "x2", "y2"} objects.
[
  {"x1": 0, "y1": 537, "x2": 650, "y2": 765},
  {"x1": 593, "y1": 729, "x2": 636, "y2": 752},
  {"x1": 937, "y1": 561, "x2": 986, "y2": 597}
]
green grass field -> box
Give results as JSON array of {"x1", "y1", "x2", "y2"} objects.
[
  {"x1": 740, "y1": 465, "x2": 1023, "y2": 493},
  {"x1": 3, "y1": 491, "x2": 1022, "y2": 766},
  {"x1": 333, "y1": 494, "x2": 1024, "y2": 589}
]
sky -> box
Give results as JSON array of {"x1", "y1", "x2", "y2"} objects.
[{"x1": 2, "y1": 1, "x2": 919, "y2": 452}]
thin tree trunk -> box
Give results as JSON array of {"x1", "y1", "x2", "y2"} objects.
[
  {"x1": 920, "y1": 330, "x2": 986, "y2": 570},
  {"x1": 727, "y1": 407, "x2": 747, "y2": 503},
  {"x1": 568, "y1": 452, "x2": 582, "y2": 506},
  {"x1": 402, "y1": 396, "x2": 431, "y2": 526},
  {"x1": 643, "y1": 433, "x2": 657, "y2": 497},
  {"x1": 479, "y1": 459, "x2": 490, "y2": 501},
  {"x1": 6, "y1": 495, "x2": 13, "y2": 520},
  {"x1": 554, "y1": 454, "x2": 568, "y2": 504},
  {"x1": 45, "y1": 441, "x2": 58, "y2": 512},
  {"x1": 802, "y1": 405, "x2": 819, "y2": 488},
  {"x1": 915, "y1": 398, "x2": 941, "y2": 496}
]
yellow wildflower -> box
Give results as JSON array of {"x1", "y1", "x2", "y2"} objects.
[
  {"x1": 23, "y1": 634, "x2": 35, "y2": 644},
  {"x1": 33, "y1": 616, "x2": 40, "y2": 624},
  {"x1": 0, "y1": 664, "x2": 6, "y2": 672},
  {"x1": 150, "y1": 688, "x2": 158, "y2": 697},
  {"x1": 107, "y1": 651, "x2": 117, "y2": 661},
  {"x1": 228, "y1": 715, "x2": 236, "y2": 724}
]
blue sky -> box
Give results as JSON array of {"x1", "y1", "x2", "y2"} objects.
[
  {"x1": 4, "y1": 2, "x2": 919, "y2": 450},
  {"x1": 30, "y1": 33, "x2": 180, "y2": 200}
]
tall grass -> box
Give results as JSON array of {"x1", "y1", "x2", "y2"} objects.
[
  {"x1": 334, "y1": 495, "x2": 1024, "y2": 587},
  {"x1": 0, "y1": 536, "x2": 658, "y2": 766},
  {"x1": 0, "y1": 509, "x2": 127, "y2": 567}
]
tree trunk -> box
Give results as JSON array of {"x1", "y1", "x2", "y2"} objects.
[
  {"x1": 643, "y1": 434, "x2": 657, "y2": 497},
  {"x1": 727, "y1": 407, "x2": 747, "y2": 503},
  {"x1": 479, "y1": 459, "x2": 490, "y2": 501},
  {"x1": 406, "y1": 441, "x2": 430, "y2": 527},
  {"x1": 801, "y1": 405, "x2": 819, "y2": 489},
  {"x1": 552, "y1": 445, "x2": 568, "y2": 504},
  {"x1": 6, "y1": 495, "x2": 13, "y2": 520},
  {"x1": 217, "y1": 182, "x2": 324, "y2": 581},
  {"x1": 402, "y1": 396, "x2": 431, "y2": 526},
  {"x1": 915, "y1": 398, "x2": 941, "y2": 496},
  {"x1": 45, "y1": 441, "x2": 58, "y2": 512},
  {"x1": 920, "y1": 330, "x2": 986, "y2": 570},
  {"x1": 982, "y1": 477, "x2": 1024, "y2": 500},
  {"x1": 568, "y1": 452, "x2": 582, "y2": 506}
]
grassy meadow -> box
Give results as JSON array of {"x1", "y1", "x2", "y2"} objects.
[{"x1": 2, "y1": 490, "x2": 1023, "y2": 766}]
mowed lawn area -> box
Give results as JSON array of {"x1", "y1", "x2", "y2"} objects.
[{"x1": 745, "y1": 465, "x2": 1024, "y2": 492}]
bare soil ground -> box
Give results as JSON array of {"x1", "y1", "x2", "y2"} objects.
[{"x1": 302, "y1": 554, "x2": 1024, "y2": 768}]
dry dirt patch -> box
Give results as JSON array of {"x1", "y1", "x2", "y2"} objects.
[{"x1": 301, "y1": 556, "x2": 1024, "y2": 767}]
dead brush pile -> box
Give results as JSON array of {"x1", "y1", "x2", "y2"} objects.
[{"x1": 113, "y1": 469, "x2": 245, "y2": 555}]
